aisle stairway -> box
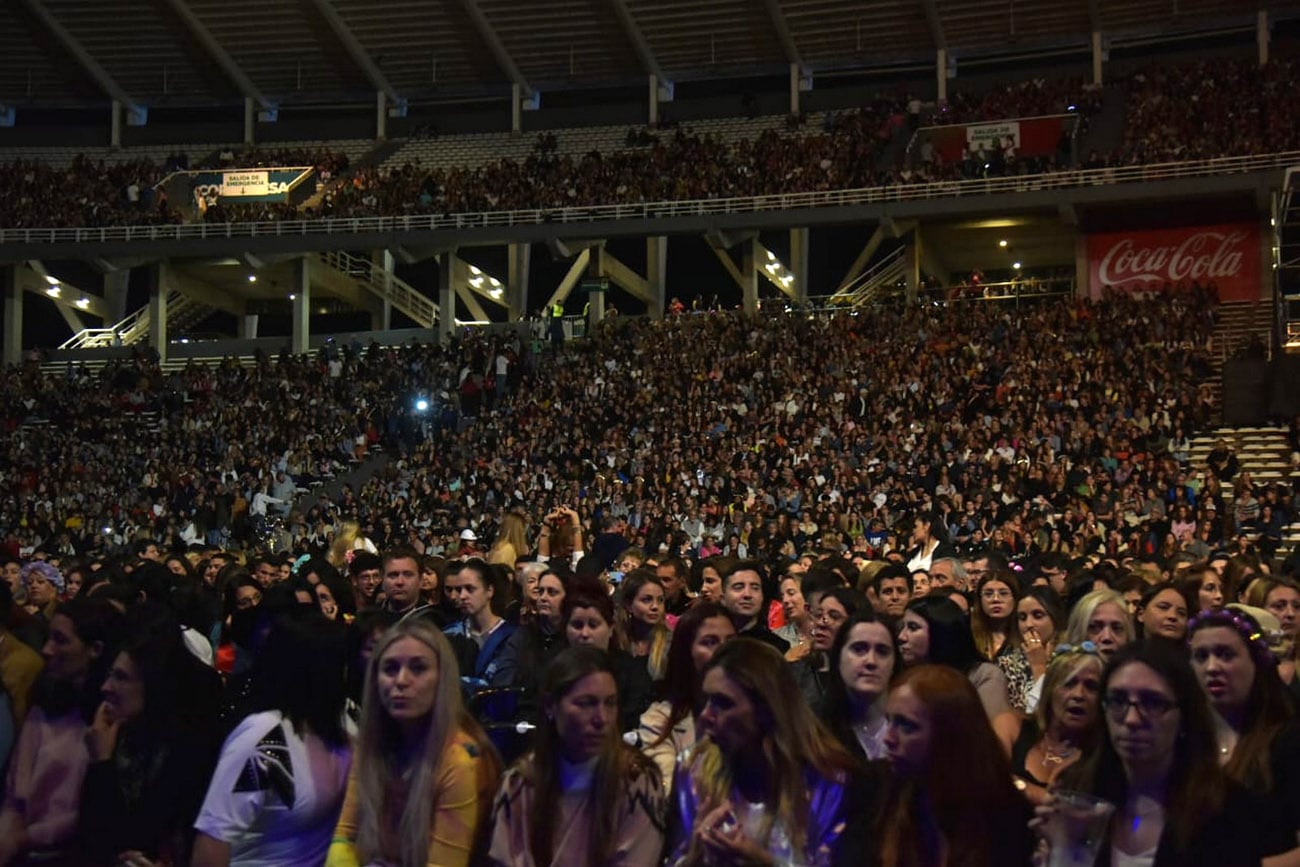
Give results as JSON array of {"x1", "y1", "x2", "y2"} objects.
[
  {"x1": 1188, "y1": 425, "x2": 1299, "y2": 557},
  {"x1": 1203, "y1": 300, "x2": 1274, "y2": 416}
]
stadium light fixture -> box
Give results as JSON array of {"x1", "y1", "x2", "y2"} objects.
[
  {"x1": 248, "y1": 274, "x2": 257, "y2": 283},
  {"x1": 998, "y1": 239, "x2": 1008, "y2": 248},
  {"x1": 288, "y1": 293, "x2": 296, "y2": 300},
  {"x1": 75, "y1": 297, "x2": 90, "y2": 309},
  {"x1": 46, "y1": 285, "x2": 61, "y2": 297},
  {"x1": 1012, "y1": 261, "x2": 1022, "y2": 270},
  {"x1": 44, "y1": 274, "x2": 60, "y2": 285}
]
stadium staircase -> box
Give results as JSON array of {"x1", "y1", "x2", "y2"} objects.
[
  {"x1": 829, "y1": 247, "x2": 908, "y2": 307},
  {"x1": 1188, "y1": 426, "x2": 1300, "y2": 557},
  {"x1": 310, "y1": 250, "x2": 438, "y2": 329},
  {"x1": 1075, "y1": 83, "x2": 1127, "y2": 160},
  {"x1": 1203, "y1": 300, "x2": 1274, "y2": 413},
  {"x1": 59, "y1": 291, "x2": 214, "y2": 349}
]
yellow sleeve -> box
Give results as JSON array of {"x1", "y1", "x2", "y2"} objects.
[
  {"x1": 426, "y1": 733, "x2": 491, "y2": 867},
  {"x1": 325, "y1": 763, "x2": 361, "y2": 867}
]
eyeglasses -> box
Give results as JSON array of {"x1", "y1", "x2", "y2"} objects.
[
  {"x1": 1101, "y1": 691, "x2": 1178, "y2": 721},
  {"x1": 981, "y1": 589, "x2": 1012, "y2": 600}
]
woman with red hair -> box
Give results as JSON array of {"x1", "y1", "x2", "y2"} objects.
[{"x1": 871, "y1": 664, "x2": 1034, "y2": 867}]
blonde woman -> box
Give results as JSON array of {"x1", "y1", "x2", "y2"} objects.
[
  {"x1": 667, "y1": 639, "x2": 856, "y2": 866},
  {"x1": 327, "y1": 620, "x2": 500, "y2": 867},
  {"x1": 327, "y1": 521, "x2": 378, "y2": 571},
  {"x1": 488, "y1": 512, "x2": 529, "y2": 569}
]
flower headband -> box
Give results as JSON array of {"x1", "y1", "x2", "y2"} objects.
[
  {"x1": 1050, "y1": 640, "x2": 1099, "y2": 662},
  {"x1": 1187, "y1": 609, "x2": 1276, "y2": 667}
]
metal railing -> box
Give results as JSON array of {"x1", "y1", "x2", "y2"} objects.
[
  {"x1": 4, "y1": 151, "x2": 1299, "y2": 246},
  {"x1": 315, "y1": 250, "x2": 438, "y2": 328},
  {"x1": 832, "y1": 247, "x2": 908, "y2": 307}
]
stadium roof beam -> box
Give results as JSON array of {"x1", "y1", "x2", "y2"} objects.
[
  {"x1": 764, "y1": 0, "x2": 804, "y2": 69},
  {"x1": 922, "y1": 0, "x2": 947, "y2": 50},
  {"x1": 157, "y1": 0, "x2": 272, "y2": 108},
  {"x1": 608, "y1": 0, "x2": 667, "y2": 83},
  {"x1": 453, "y1": 0, "x2": 533, "y2": 96},
  {"x1": 303, "y1": 0, "x2": 402, "y2": 105},
  {"x1": 16, "y1": 0, "x2": 140, "y2": 109}
]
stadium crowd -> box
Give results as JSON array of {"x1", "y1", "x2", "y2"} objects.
[
  {"x1": 2, "y1": 53, "x2": 1298, "y2": 231},
  {"x1": 1, "y1": 284, "x2": 1300, "y2": 866}
]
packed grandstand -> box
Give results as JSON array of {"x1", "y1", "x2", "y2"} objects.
[{"x1": 3, "y1": 8, "x2": 1300, "y2": 866}]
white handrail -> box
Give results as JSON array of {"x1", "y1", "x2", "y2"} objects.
[{"x1": 5, "y1": 151, "x2": 1299, "y2": 246}]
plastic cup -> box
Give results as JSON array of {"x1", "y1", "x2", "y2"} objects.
[{"x1": 1044, "y1": 789, "x2": 1116, "y2": 867}]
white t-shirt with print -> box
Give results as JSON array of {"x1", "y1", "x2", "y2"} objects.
[{"x1": 195, "y1": 710, "x2": 351, "y2": 867}]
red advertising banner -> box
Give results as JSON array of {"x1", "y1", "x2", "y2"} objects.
[{"x1": 1086, "y1": 223, "x2": 1261, "y2": 302}]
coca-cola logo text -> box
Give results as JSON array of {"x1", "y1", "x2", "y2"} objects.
[{"x1": 1097, "y1": 231, "x2": 1247, "y2": 286}]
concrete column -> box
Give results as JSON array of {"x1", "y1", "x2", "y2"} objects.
[
  {"x1": 1258, "y1": 10, "x2": 1270, "y2": 67},
  {"x1": 789, "y1": 63, "x2": 800, "y2": 116},
  {"x1": 291, "y1": 258, "x2": 310, "y2": 355},
  {"x1": 2, "y1": 265, "x2": 21, "y2": 367},
  {"x1": 648, "y1": 74, "x2": 659, "y2": 126},
  {"x1": 371, "y1": 250, "x2": 395, "y2": 330},
  {"x1": 647, "y1": 236, "x2": 667, "y2": 317},
  {"x1": 438, "y1": 252, "x2": 456, "y2": 342},
  {"x1": 1075, "y1": 234, "x2": 1091, "y2": 300},
  {"x1": 239, "y1": 314, "x2": 259, "y2": 339},
  {"x1": 1091, "y1": 31, "x2": 1104, "y2": 86},
  {"x1": 790, "y1": 227, "x2": 810, "y2": 306},
  {"x1": 243, "y1": 97, "x2": 255, "y2": 145},
  {"x1": 511, "y1": 84, "x2": 523, "y2": 135},
  {"x1": 147, "y1": 263, "x2": 168, "y2": 361},
  {"x1": 936, "y1": 49, "x2": 948, "y2": 104},
  {"x1": 741, "y1": 239, "x2": 759, "y2": 315},
  {"x1": 103, "y1": 269, "x2": 129, "y2": 324},
  {"x1": 1260, "y1": 214, "x2": 1274, "y2": 303},
  {"x1": 110, "y1": 100, "x2": 122, "y2": 148},
  {"x1": 904, "y1": 241, "x2": 920, "y2": 305},
  {"x1": 507, "y1": 242, "x2": 530, "y2": 320},
  {"x1": 376, "y1": 91, "x2": 388, "y2": 141},
  {"x1": 586, "y1": 250, "x2": 604, "y2": 328}
]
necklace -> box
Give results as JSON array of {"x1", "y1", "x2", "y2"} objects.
[{"x1": 1041, "y1": 736, "x2": 1078, "y2": 765}]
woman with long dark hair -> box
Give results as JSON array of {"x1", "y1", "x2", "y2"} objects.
[
  {"x1": 78, "y1": 605, "x2": 222, "y2": 866},
  {"x1": 897, "y1": 595, "x2": 1020, "y2": 752},
  {"x1": 1046, "y1": 639, "x2": 1292, "y2": 866},
  {"x1": 1188, "y1": 607, "x2": 1300, "y2": 860},
  {"x1": 668, "y1": 639, "x2": 857, "y2": 866},
  {"x1": 636, "y1": 602, "x2": 736, "y2": 792},
  {"x1": 615, "y1": 570, "x2": 672, "y2": 682},
  {"x1": 487, "y1": 647, "x2": 665, "y2": 866},
  {"x1": 562, "y1": 589, "x2": 655, "y2": 732},
  {"x1": 0, "y1": 598, "x2": 122, "y2": 867},
  {"x1": 821, "y1": 608, "x2": 900, "y2": 762}
]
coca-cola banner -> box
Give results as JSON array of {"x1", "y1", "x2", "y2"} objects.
[{"x1": 1087, "y1": 222, "x2": 1262, "y2": 302}]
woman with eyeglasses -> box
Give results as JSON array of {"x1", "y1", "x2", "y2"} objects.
[
  {"x1": 972, "y1": 571, "x2": 1033, "y2": 712},
  {"x1": 1010, "y1": 645, "x2": 1103, "y2": 806},
  {"x1": 1042, "y1": 640, "x2": 1292, "y2": 867},
  {"x1": 1188, "y1": 607, "x2": 1300, "y2": 864},
  {"x1": 789, "y1": 587, "x2": 869, "y2": 711}
]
